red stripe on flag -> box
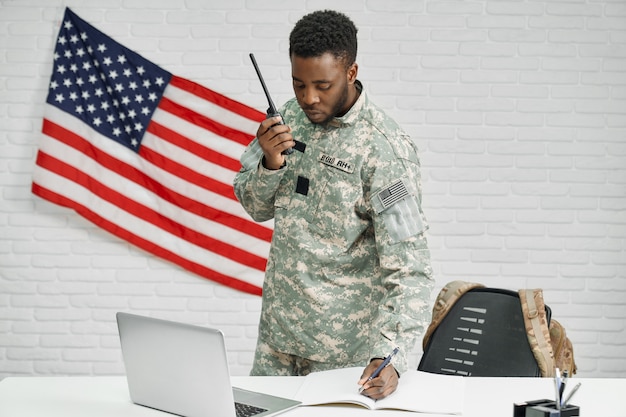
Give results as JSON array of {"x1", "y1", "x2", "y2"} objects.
[
  {"x1": 139, "y1": 137, "x2": 237, "y2": 201},
  {"x1": 169, "y1": 75, "x2": 266, "y2": 123},
  {"x1": 158, "y1": 96, "x2": 255, "y2": 147},
  {"x1": 31, "y1": 182, "x2": 262, "y2": 296},
  {"x1": 145, "y1": 120, "x2": 242, "y2": 180}
]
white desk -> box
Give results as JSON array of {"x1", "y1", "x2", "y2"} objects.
[{"x1": 0, "y1": 375, "x2": 623, "y2": 417}]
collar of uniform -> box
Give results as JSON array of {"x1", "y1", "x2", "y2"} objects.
[{"x1": 326, "y1": 80, "x2": 365, "y2": 128}]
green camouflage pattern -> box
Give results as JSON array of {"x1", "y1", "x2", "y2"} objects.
[{"x1": 234, "y1": 83, "x2": 433, "y2": 373}]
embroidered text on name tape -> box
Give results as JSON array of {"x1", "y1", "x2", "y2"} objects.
[{"x1": 319, "y1": 153, "x2": 354, "y2": 174}]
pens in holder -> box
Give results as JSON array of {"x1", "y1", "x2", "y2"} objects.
[{"x1": 358, "y1": 347, "x2": 399, "y2": 394}]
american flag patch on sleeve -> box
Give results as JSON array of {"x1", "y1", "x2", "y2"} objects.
[{"x1": 373, "y1": 178, "x2": 410, "y2": 213}]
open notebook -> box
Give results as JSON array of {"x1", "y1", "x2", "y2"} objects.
[
  {"x1": 116, "y1": 312, "x2": 300, "y2": 417},
  {"x1": 295, "y1": 366, "x2": 464, "y2": 415}
]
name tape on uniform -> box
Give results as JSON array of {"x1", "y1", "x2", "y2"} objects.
[{"x1": 318, "y1": 153, "x2": 354, "y2": 174}]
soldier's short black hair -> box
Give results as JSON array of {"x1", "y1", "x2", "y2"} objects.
[{"x1": 289, "y1": 10, "x2": 358, "y2": 69}]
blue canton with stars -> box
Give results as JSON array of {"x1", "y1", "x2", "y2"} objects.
[{"x1": 47, "y1": 8, "x2": 172, "y2": 152}]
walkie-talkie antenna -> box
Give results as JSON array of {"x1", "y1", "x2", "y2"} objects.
[
  {"x1": 249, "y1": 53, "x2": 279, "y2": 115},
  {"x1": 249, "y1": 53, "x2": 293, "y2": 155}
]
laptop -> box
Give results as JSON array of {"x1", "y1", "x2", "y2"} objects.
[{"x1": 116, "y1": 312, "x2": 301, "y2": 417}]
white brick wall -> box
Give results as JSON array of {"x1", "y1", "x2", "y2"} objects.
[{"x1": 1, "y1": 0, "x2": 624, "y2": 378}]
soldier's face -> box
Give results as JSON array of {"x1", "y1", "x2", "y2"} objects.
[{"x1": 291, "y1": 52, "x2": 358, "y2": 125}]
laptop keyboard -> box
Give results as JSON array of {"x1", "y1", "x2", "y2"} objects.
[{"x1": 235, "y1": 402, "x2": 268, "y2": 417}]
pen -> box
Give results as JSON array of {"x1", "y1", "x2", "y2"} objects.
[
  {"x1": 553, "y1": 373, "x2": 561, "y2": 411},
  {"x1": 358, "y1": 347, "x2": 399, "y2": 394},
  {"x1": 562, "y1": 382, "x2": 582, "y2": 408},
  {"x1": 559, "y1": 369, "x2": 568, "y2": 402},
  {"x1": 556, "y1": 368, "x2": 565, "y2": 405}
]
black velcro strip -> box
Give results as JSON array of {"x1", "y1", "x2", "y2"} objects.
[
  {"x1": 293, "y1": 140, "x2": 306, "y2": 153},
  {"x1": 296, "y1": 176, "x2": 309, "y2": 196}
]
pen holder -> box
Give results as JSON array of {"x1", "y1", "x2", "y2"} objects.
[{"x1": 513, "y1": 399, "x2": 580, "y2": 417}]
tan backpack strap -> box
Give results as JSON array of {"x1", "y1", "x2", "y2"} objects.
[
  {"x1": 519, "y1": 289, "x2": 555, "y2": 377},
  {"x1": 550, "y1": 319, "x2": 577, "y2": 376},
  {"x1": 422, "y1": 280, "x2": 484, "y2": 350}
]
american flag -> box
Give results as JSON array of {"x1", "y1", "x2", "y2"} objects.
[{"x1": 32, "y1": 8, "x2": 271, "y2": 296}]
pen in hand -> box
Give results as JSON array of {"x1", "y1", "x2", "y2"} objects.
[{"x1": 358, "y1": 347, "x2": 399, "y2": 394}]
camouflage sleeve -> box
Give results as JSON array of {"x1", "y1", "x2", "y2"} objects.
[
  {"x1": 233, "y1": 138, "x2": 286, "y2": 222},
  {"x1": 368, "y1": 154, "x2": 434, "y2": 374}
]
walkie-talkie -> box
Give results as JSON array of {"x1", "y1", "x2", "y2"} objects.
[{"x1": 249, "y1": 53, "x2": 293, "y2": 155}]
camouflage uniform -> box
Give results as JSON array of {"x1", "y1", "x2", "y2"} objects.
[{"x1": 234, "y1": 82, "x2": 433, "y2": 375}]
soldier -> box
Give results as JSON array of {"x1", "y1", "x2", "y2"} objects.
[{"x1": 234, "y1": 10, "x2": 433, "y2": 400}]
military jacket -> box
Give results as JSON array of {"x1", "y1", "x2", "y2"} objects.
[{"x1": 234, "y1": 83, "x2": 433, "y2": 373}]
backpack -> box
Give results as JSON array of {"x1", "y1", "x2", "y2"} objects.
[{"x1": 422, "y1": 280, "x2": 577, "y2": 377}]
